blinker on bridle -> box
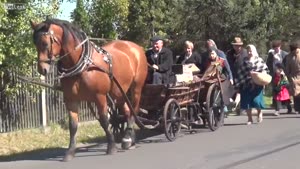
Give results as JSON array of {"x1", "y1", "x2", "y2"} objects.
[
  {"x1": 37, "y1": 29, "x2": 89, "y2": 65},
  {"x1": 38, "y1": 30, "x2": 60, "y2": 64}
]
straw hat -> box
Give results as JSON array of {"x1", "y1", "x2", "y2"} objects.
[{"x1": 231, "y1": 37, "x2": 244, "y2": 45}]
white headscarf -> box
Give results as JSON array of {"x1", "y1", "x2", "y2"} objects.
[{"x1": 246, "y1": 44, "x2": 259, "y2": 58}]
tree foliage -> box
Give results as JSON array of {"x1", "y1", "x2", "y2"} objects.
[
  {"x1": 88, "y1": 0, "x2": 130, "y2": 39},
  {"x1": 0, "y1": 0, "x2": 59, "y2": 93},
  {"x1": 0, "y1": 0, "x2": 300, "y2": 93},
  {"x1": 70, "y1": 0, "x2": 91, "y2": 34}
]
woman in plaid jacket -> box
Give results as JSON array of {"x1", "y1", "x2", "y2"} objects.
[{"x1": 235, "y1": 44, "x2": 269, "y2": 125}]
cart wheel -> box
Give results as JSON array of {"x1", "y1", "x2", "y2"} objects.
[
  {"x1": 110, "y1": 120, "x2": 125, "y2": 143},
  {"x1": 109, "y1": 107, "x2": 125, "y2": 143},
  {"x1": 163, "y1": 98, "x2": 182, "y2": 141},
  {"x1": 206, "y1": 83, "x2": 225, "y2": 131}
]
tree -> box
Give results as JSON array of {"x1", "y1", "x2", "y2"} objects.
[
  {"x1": 0, "y1": 0, "x2": 60, "y2": 93},
  {"x1": 124, "y1": 0, "x2": 185, "y2": 46},
  {"x1": 70, "y1": 0, "x2": 91, "y2": 34},
  {"x1": 89, "y1": 0, "x2": 130, "y2": 39}
]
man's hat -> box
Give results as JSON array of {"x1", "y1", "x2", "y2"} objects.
[
  {"x1": 231, "y1": 37, "x2": 243, "y2": 45},
  {"x1": 150, "y1": 36, "x2": 163, "y2": 42}
]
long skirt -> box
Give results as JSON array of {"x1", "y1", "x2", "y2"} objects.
[{"x1": 240, "y1": 84, "x2": 265, "y2": 110}]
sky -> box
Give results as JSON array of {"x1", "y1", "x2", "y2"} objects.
[{"x1": 57, "y1": 1, "x2": 76, "y2": 21}]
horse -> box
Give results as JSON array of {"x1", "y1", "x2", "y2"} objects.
[{"x1": 30, "y1": 18, "x2": 148, "y2": 161}]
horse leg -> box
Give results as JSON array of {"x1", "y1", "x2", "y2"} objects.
[
  {"x1": 63, "y1": 101, "x2": 79, "y2": 162},
  {"x1": 95, "y1": 95, "x2": 117, "y2": 154},
  {"x1": 121, "y1": 103, "x2": 136, "y2": 150},
  {"x1": 121, "y1": 83, "x2": 143, "y2": 150}
]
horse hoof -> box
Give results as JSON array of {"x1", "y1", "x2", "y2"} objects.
[
  {"x1": 106, "y1": 143, "x2": 117, "y2": 155},
  {"x1": 121, "y1": 137, "x2": 134, "y2": 150},
  {"x1": 62, "y1": 149, "x2": 75, "y2": 162}
]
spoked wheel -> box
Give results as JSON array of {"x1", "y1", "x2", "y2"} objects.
[
  {"x1": 108, "y1": 107, "x2": 125, "y2": 143},
  {"x1": 206, "y1": 83, "x2": 225, "y2": 131},
  {"x1": 163, "y1": 98, "x2": 182, "y2": 141},
  {"x1": 110, "y1": 119, "x2": 125, "y2": 143}
]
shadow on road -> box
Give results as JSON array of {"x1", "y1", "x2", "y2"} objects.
[
  {"x1": 264, "y1": 116, "x2": 300, "y2": 120},
  {"x1": 0, "y1": 126, "x2": 209, "y2": 162},
  {"x1": 224, "y1": 123, "x2": 247, "y2": 126}
]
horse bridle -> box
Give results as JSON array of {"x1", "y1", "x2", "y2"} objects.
[
  {"x1": 38, "y1": 30, "x2": 61, "y2": 64},
  {"x1": 38, "y1": 29, "x2": 90, "y2": 64},
  {"x1": 36, "y1": 27, "x2": 113, "y2": 81}
]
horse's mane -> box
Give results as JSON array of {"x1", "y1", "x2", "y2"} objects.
[{"x1": 33, "y1": 18, "x2": 85, "y2": 47}]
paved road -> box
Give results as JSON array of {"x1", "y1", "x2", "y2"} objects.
[{"x1": 1, "y1": 109, "x2": 300, "y2": 169}]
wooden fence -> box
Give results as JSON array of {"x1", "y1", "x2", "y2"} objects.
[{"x1": 0, "y1": 66, "x2": 95, "y2": 133}]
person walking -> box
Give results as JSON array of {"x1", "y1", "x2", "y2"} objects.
[
  {"x1": 235, "y1": 44, "x2": 269, "y2": 125},
  {"x1": 201, "y1": 39, "x2": 233, "y2": 83},
  {"x1": 285, "y1": 40, "x2": 300, "y2": 114},
  {"x1": 266, "y1": 40, "x2": 288, "y2": 77},
  {"x1": 266, "y1": 40, "x2": 289, "y2": 108},
  {"x1": 272, "y1": 63, "x2": 292, "y2": 116},
  {"x1": 226, "y1": 37, "x2": 248, "y2": 114}
]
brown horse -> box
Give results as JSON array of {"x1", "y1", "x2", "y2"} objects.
[{"x1": 30, "y1": 18, "x2": 148, "y2": 161}]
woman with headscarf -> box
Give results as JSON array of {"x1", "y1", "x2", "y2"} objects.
[
  {"x1": 235, "y1": 44, "x2": 269, "y2": 125},
  {"x1": 202, "y1": 39, "x2": 233, "y2": 84},
  {"x1": 202, "y1": 47, "x2": 233, "y2": 110}
]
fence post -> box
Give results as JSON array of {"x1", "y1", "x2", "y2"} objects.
[{"x1": 40, "y1": 75, "x2": 47, "y2": 128}]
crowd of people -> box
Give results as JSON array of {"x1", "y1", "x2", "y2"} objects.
[{"x1": 145, "y1": 35, "x2": 300, "y2": 125}]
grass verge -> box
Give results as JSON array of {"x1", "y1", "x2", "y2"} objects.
[{"x1": 0, "y1": 121, "x2": 105, "y2": 156}]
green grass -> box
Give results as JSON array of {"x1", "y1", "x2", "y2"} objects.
[
  {"x1": 0, "y1": 122, "x2": 105, "y2": 156},
  {"x1": 264, "y1": 95, "x2": 273, "y2": 108}
]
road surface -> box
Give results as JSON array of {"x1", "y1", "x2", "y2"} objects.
[{"x1": 1, "y1": 109, "x2": 300, "y2": 169}]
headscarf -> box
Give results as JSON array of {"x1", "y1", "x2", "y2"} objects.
[
  {"x1": 207, "y1": 39, "x2": 218, "y2": 49},
  {"x1": 246, "y1": 44, "x2": 259, "y2": 58}
]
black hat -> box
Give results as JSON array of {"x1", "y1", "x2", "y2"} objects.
[{"x1": 150, "y1": 36, "x2": 163, "y2": 42}]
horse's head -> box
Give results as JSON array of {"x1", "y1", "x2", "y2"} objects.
[
  {"x1": 31, "y1": 19, "x2": 86, "y2": 75},
  {"x1": 30, "y1": 20, "x2": 64, "y2": 75}
]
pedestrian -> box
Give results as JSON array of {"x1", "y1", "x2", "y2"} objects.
[
  {"x1": 272, "y1": 63, "x2": 292, "y2": 116},
  {"x1": 226, "y1": 37, "x2": 248, "y2": 114},
  {"x1": 284, "y1": 40, "x2": 300, "y2": 114},
  {"x1": 266, "y1": 40, "x2": 289, "y2": 108},
  {"x1": 145, "y1": 36, "x2": 174, "y2": 85},
  {"x1": 235, "y1": 44, "x2": 269, "y2": 125},
  {"x1": 201, "y1": 39, "x2": 233, "y2": 83},
  {"x1": 202, "y1": 47, "x2": 233, "y2": 116}
]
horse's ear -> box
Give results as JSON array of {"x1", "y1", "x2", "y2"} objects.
[{"x1": 30, "y1": 20, "x2": 37, "y2": 30}]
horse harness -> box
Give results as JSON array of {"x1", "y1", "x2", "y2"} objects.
[
  {"x1": 35, "y1": 26, "x2": 145, "y2": 125},
  {"x1": 39, "y1": 30, "x2": 113, "y2": 80}
]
